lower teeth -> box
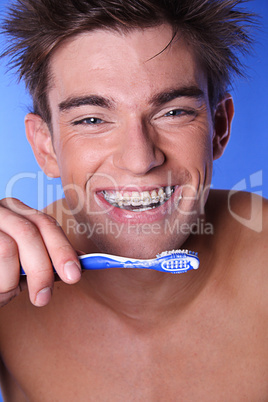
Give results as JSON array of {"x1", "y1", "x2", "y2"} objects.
[{"x1": 118, "y1": 202, "x2": 161, "y2": 211}]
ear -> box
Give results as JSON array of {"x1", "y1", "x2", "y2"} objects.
[
  {"x1": 25, "y1": 113, "x2": 60, "y2": 178},
  {"x1": 213, "y1": 94, "x2": 234, "y2": 160}
]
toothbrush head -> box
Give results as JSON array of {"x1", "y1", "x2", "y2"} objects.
[{"x1": 156, "y1": 249, "x2": 200, "y2": 273}]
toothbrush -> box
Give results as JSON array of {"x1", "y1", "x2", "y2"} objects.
[{"x1": 20, "y1": 249, "x2": 199, "y2": 275}]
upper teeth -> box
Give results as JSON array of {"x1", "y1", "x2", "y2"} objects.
[{"x1": 103, "y1": 186, "x2": 175, "y2": 209}]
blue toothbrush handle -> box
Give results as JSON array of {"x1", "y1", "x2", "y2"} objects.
[
  {"x1": 79, "y1": 254, "x2": 199, "y2": 273},
  {"x1": 80, "y1": 255, "x2": 167, "y2": 271},
  {"x1": 80, "y1": 255, "x2": 131, "y2": 270},
  {"x1": 20, "y1": 252, "x2": 199, "y2": 275},
  {"x1": 20, "y1": 255, "x2": 133, "y2": 275}
]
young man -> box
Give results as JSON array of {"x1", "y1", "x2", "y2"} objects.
[{"x1": 0, "y1": 0, "x2": 267, "y2": 400}]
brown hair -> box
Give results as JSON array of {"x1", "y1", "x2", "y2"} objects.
[{"x1": 1, "y1": 0, "x2": 256, "y2": 129}]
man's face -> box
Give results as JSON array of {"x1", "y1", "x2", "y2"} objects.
[{"x1": 47, "y1": 24, "x2": 215, "y2": 258}]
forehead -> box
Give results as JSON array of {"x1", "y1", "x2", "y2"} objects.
[{"x1": 48, "y1": 24, "x2": 207, "y2": 108}]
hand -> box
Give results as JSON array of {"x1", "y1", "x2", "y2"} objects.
[{"x1": 0, "y1": 198, "x2": 81, "y2": 307}]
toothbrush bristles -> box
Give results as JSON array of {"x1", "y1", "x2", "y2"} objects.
[{"x1": 157, "y1": 249, "x2": 198, "y2": 258}]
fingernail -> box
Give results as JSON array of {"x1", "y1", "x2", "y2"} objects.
[
  {"x1": 64, "y1": 261, "x2": 81, "y2": 282},
  {"x1": 35, "y1": 287, "x2": 52, "y2": 307}
]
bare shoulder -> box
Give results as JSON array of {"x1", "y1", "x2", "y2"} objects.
[
  {"x1": 206, "y1": 189, "x2": 268, "y2": 309},
  {"x1": 207, "y1": 189, "x2": 267, "y2": 238},
  {"x1": 207, "y1": 189, "x2": 268, "y2": 261}
]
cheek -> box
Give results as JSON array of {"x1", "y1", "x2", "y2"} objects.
[
  {"x1": 167, "y1": 122, "x2": 214, "y2": 167},
  {"x1": 54, "y1": 138, "x2": 117, "y2": 216},
  {"x1": 191, "y1": 122, "x2": 214, "y2": 165},
  {"x1": 190, "y1": 131, "x2": 214, "y2": 187},
  {"x1": 55, "y1": 137, "x2": 106, "y2": 184},
  {"x1": 171, "y1": 125, "x2": 214, "y2": 201}
]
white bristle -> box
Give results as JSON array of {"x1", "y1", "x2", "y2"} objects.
[{"x1": 157, "y1": 249, "x2": 194, "y2": 258}]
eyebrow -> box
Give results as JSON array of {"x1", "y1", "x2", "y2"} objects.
[
  {"x1": 150, "y1": 86, "x2": 205, "y2": 107},
  {"x1": 59, "y1": 95, "x2": 114, "y2": 112},
  {"x1": 58, "y1": 86, "x2": 205, "y2": 112}
]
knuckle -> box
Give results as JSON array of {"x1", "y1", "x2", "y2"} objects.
[
  {"x1": 0, "y1": 235, "x2": 17, "y2": 259},
  {"x1": 57, "y1": 243, "x2": 76, "y2": 256},
  {"x1": 31, "y1": 263, "x2": 53, "y2": 276},
  {"x1": 36, "y1": 212, "x2": 59, "y2": 228},
  {"x1": 17, "y1": 218, "x2": 39, "y2": 239},
  {"x1": 0, "y1": 198, "x2": 38, "y2": 217},
  {"x1": 0, "y1": 197, "x2": 16, "y2": 205},
  {"x1": 26, "y1": 270, "x2": 54, "y2": 294},
  {"x1": 0, "y1": 288, "x2": 20, "y2": 307},
  {"x1": 0, "y1": 283, "x2": 18, "y2": 294},
  {"x1": 0, "y1": 197, "x2": 24, "y2": 209}
]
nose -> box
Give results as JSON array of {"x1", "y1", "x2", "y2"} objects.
[{"x1": 113, "y1": 120, "x2": 165, "y2": 175}]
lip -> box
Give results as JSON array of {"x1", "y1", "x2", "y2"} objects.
[{"x1": 95, "y1": 185, "x2": 182, "y2": 224}]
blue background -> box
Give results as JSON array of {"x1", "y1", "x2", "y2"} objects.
[{"x1": 0, "y1": 0, "x2": 267, "y2": 400}]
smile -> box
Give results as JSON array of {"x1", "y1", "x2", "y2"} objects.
[{"x1": 101, "y1": 186, "x2": 180, "y2": 212}]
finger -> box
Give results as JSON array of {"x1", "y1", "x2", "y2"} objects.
[
  {"x1": 0, "y1": 230, "x2": 20, "y2": 294},
  {"x1": 1, "y1": 216, "x2": 55, "y2": 306},
  {"x1": 0, "y1": 199, "x2": 81, "y2": 302},
  {"x1": 0, "y1": 202, "x2": 55, "y2": 306},
  {"x1": 29, "y1": 212, "x2": 82, "y2": 284}
]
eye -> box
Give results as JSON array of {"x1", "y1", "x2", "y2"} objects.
[
  {"x1": 73, "y1": 117, "x2": 104, "y2": 125},
  {"x1": 164, "y1": 109, "x2": 195, "y2": 118},
  {"x1": 152, "y1": 107, "x2": 198, "y2": 130}
]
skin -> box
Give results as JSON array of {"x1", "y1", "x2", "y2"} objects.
[{"x1": 0, "y1": 25, "x2": 268, "y2": 400}]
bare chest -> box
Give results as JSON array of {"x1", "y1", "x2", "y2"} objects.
[{"x1": 1, "y1": 302, "x2": 268, "y2": 402}]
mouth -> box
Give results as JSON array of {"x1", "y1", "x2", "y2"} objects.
[{"x1": 101, "y1": 186, "x2": 180, "y2": 212}]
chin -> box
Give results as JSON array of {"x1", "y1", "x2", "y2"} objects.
[{"x1": 90, "y1": 231, "x2": 187, "y2": 260}]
